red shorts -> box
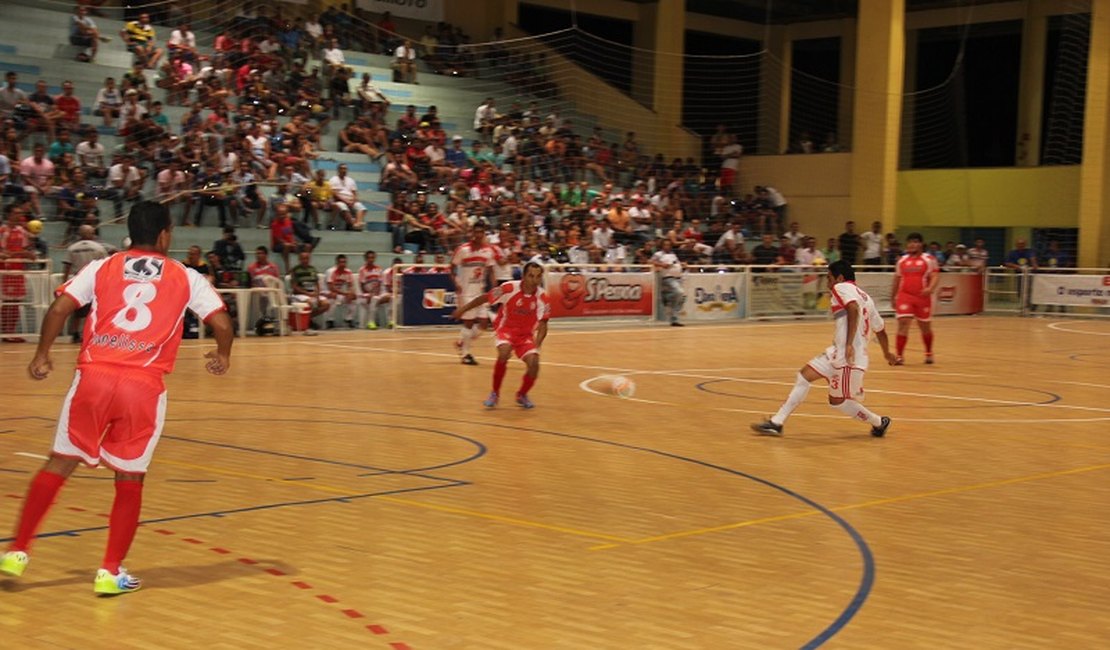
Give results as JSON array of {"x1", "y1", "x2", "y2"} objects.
[
  {"x1": 895, "y1": 292, "x2": 933, "y2": 321},
  {"x1": 53, "y1": 366, "x2": 167, "y2": 473},
  {"x1": 495, "y1": 332, "x2": 539, "y2": 359}
]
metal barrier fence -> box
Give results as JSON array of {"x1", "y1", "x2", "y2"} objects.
[{"x1": 0, "y1": 261, "x2": 53, "y2": 341}]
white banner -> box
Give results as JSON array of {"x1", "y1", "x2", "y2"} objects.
[
  {"x1": 356, "y1": 0, "x2": 445, "y2": 21},
  {"x1": 682, "y1": 272, "x2": 746, "y2": 321},
  {"x1": 1032, "y1": 273, "x2": 1110, "y2": 307}
]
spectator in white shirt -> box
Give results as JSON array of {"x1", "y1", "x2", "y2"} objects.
[
  {"x1": 75, "y1": 130, "x2": 107, "y2": 178},
  {"x1": 328, "y1": 164, "x2": 367, "y2": 229},
  {"x1": 19, "y1": 143, "x2": 54, "y2": 215},
  {"x1": 393, "y1": 40, "x2": 417, "y2": 84},
  {"x1": 322, "y1": 38, "x2": 345, "y2": 76},
  {"x1": 93, "y1": 77, "x2": 122, "y2": 128},
  {"x1": 473, "y1": 98, "x2": 496, "y2": 142},
  {"x1": 782, "y1": 221, "x2": 806, "y2": 247},
  {"x1": 106, "y1": 154, "x2": 143, "y2": 217},
  {"x1": 167, "y1": 23, "x2": 198, "y2": 62},
  {"x1": 860, "y1": 220, "x2": 884, "y2": 266}
]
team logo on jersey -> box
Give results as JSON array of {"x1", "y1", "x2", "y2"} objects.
[
  {"x1": 423, "y1": 289, "x2": 457, "y2": 309},
  {"x1": 122, "y1": 256, "x2": 165, "y2": 282}
]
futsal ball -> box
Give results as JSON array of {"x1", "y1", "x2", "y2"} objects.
[
  {"x1": 26, "y1": 219, "x2": 43, "y2": 234},
  {"x1": 600, "y1": 375, "x2": 636, "y2": 399}
]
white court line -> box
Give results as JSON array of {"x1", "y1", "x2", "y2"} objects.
[
  {"x1": 14, "y1": 452, "x2": 48, "y2": 461},
  {"x1": 1047, "y1": 321, "x2": 1110, "y2": 336},
  {"x1": 305, "y1": 341, "x2": 1110, "y2": 423}
]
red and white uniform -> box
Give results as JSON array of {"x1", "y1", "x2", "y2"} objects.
[
  {"x1": 324, "y1": 265, "x2": 356, "y2": 302},
  {"x1": 487, "y1": 281, "x2": 550, "y2": 358},
  {"x1": 806, "y1": 281, "x2": 884, "y2": 401},
  {"x1": 53, "y1": 252, "x2": 226, "y2": 472},
  {"x1": 247, "y1": 260, "x2": 280, "y2": 286},
  {"x1": 0, "y1": 224, "x2": 29, "y2": 299},
  {"x1": 451, "y1": 241, "x2": 500, "y2": 319},
  {"x1": 357, "y1": 264, "x2": 383, "y2": 299},
  {"x1": 894, "y1": 253, "x2": 939, "y2": 320}
]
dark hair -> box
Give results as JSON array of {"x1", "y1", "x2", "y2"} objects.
[
  {"x1": 906, "y1": 232, "x2": 924, "y2": 243},
  {"x1": 523, "y1": 261, "x2": 544, "y2": 274},
  {"x1": 256, "y1": 245, "x2": 268, "y2": 253},
  {"x1": 336, "y1": 254, "x2": 347, "y2": 262},
  {"x1": 828, "y1": 259, "x2": 855, "y2": 281},
  {"x1": 127, "y1": 201, "x2": 171, "y2": 247}
]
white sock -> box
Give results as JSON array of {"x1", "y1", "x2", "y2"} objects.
[
  {"x1": 833, "y1": 399, "x2": 882, "y2": 427},
  {"x1": 459, "y1": 326, "x2": 474, "y2": 355},
  {"x1": 772, "y1": 373, "x2": 811, "y2": 425}
]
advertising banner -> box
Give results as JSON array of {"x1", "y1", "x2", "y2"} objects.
[
  {"x1": 748, "y1": 271, "x2": 824, "y2": 316},
  {"x1": 545, "y1": 271, "x2": 654, "y2": 318},
  {"x1": 934, "y1": 272, "x2": 984, "y2": 315},
  {"x1": 400, "y1": 272, "x2": 456, "y2": 325},
  {"x1": 356, "y1": 0, "x2": 445, "y2": 21},
  {"x1": 683, "y1": 272, "x2": 746, "y2": 321},
  {"x1": 1031, "y1": 273, "x2": 1110, "y2": 307}
]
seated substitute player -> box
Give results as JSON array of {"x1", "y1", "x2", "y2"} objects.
[
  {"x1": 357, "y1": 250, "x2": 388, "y2": 330},
  {"x1": 451, "y1": 261, "x2": 550, "y2": 409},
  {"x1": 323, "y1": 254, "x2": 357, "y2": 329},
  {"x1": 451, "y1": 224, "x2": 500, "y2": 365},
  {"x1": 891, "y1": 232, "x2": 940, "y2": 365},
  {"x1": 0, "y1": 201, "x2": 234, "y2": 595},
  {"x1": 290, "y1": 250, "x2": 329, "y2": 335},
  {"x1": 751, "y1": 260, "x2": 896, "y2": 437}
]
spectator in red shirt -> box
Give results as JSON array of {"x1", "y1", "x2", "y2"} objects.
[
  {"x1": 269, "y1": 203, "x2": 300, "y2": 271},
  {"x1": 53, "y1": 80, "x2": 81, "y2": 130}
]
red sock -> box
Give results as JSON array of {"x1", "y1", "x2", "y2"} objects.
[
  {"x1": 922, "y1": 332, "x2": 934, "y2": 354},
  {"x1": 492, "y1": 359, "x2": 508, "y2": 393},
  {"x1": 102, "y1": 480, "x2": 144, "y2": 574},
  {"x1": 10, "y1": 470, "x2": 67, "y2": 552},
  {"x1": 518, "y1": 373, "x2": 536, "y2": 397},
  {"x1": 896, "y1": 334, "x2": 908, "y2": 356}
]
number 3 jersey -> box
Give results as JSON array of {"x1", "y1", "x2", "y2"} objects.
[{"x1": 59, "y1": 252, "x2": 226, "y2": 374}]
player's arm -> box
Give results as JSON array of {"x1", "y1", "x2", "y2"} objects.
[
  {"x1": 28, "y1": 293, "x2": 80, "y2": 380},
  {"x1": 204, "y1": 310, "x2": 234, "y2": 375},
  {"x1": 891, "y1": 262, "x2": 902, "y2": 296},
  {"x1": 924, "y1": 259, "x2": 941, "y2": 295},
  {"x1": 844, "y1": 300, "x2": 860, "y2": 366},
  {"x1": 874, "y1": 327, "x2": 897, "y2": 365},
  {"x1": 534, "y1": 319, "x2": 549, "y2": 349}
]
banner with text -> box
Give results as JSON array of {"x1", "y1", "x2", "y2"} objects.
[
  {"x1": 1031, "y1": 273, "x2": 1110, "y2": 307},
  {"x1": 400, "y1": 272, "x2": 456, "y2": 325},
  {"x1": 545, "y1": 271, "x2": 654, "y2": 318},
  {"x1": 356, "y1": 0, "x2": 445, "y2": 21},
  {"x1": 682, "y1": 272, "x2": 746, "y2": 321}
]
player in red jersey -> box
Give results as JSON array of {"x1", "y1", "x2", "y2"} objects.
[
  {"x1": 451, "y1": 261, "x2": 549, "y2": 408},
  {"x1": 0, "y1": 203, "x2": 34, "y2": 343},
  {"x1": 891, "y1": 232, "x2": 940, "y2": 364},
  {"x1": 450, "y1": 224, "x2": 500, "y2": 365},
  {"x1": 0, "y1": 202, "x2": 234, "y2": 595}
]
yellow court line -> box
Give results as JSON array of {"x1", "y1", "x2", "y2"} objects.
[
  {"x1": 157, "y1": 459, "x2": 356, "y2": 496},
  {"x1": 375, "y1": 495, "x2": 634, "y2": 543},
  {"x1": 591, "y1": 461, "x2": 1110, "y2": 551}
]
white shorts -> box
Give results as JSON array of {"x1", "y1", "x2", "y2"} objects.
[
  {"x1": 333, "y1": 201, "x2": 367, "y2": 213},
  {"x1": 458, "y1": 287, "x2": 490, "y2": 320},
  {"x1": 806, "y1": 353, "x2": 866, "y2": 401},
  {"x1": 293, "y1": 294, "x2": 329, "y2": 308}
]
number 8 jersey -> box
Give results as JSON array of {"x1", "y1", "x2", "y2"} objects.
[{"x1": 59, "y1": 253, "x2": 227, "y2": 374}]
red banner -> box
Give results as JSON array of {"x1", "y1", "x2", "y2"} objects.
[
  {"x1": 545, "y1": 271, "x2": 655, "y2": 318},
  {"x1": 934, "y1": 272, "x2": 983, "y2": 315}
]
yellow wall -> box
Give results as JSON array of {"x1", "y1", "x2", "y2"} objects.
[{"x1": 897, "y1": 166, "x2": 1081, "y2": 227}]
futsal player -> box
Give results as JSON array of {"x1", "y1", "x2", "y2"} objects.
[
  {"x1": 451, "y1": 261, "x2": 549, "y2": 409},
  {"x1": 450, "y1": 224, "x2": 500, "y2": 365},
  {"x1": 891, "y1": 232, "x2": 940, "y2": 364},
  {"x1": 0, "y1": 201, "x2": 234, "y2": 595},
  {"x1": 751, "y1": 260, "x2": 896, "y2": 437}
]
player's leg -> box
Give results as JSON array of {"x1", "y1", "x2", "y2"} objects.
[
  {"x1": 752, "y1": 360, "x2": 823, "y2": 435},
  {"x1": 827, "y1": 368, "x2": 890, "y2": 437},
  {"x1": 457, "y1": 319, "x2": 477, "y2": 361},
  {"x1": 2, "y1": 369, "x2": 108, "y2": 576},
  {"x1": 516, "y1": 346, "x2": 540, "y2": 409},
  {"x1": 94, "y1": 373, "x2": 166, "y2": 595},
  {"x1": 917, "y1": 299, "x2": 935, "y2": 363},
  {"x1": 894, "y1": 316, "x2": 912, "y2": 365},
  {"x1": 485, "y1": 341, "x2": 513, "y2": 407}
]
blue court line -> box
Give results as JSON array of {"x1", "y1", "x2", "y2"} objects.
[
  {"x1": 694, "y1": 379, "x2": 1062, "y2": 409},
  {"x1": 163, "y1": 416, "x2": 487, "y2": 477},
  {"x1": 0, "y1": 480, "x2": 469, "y2": 545},
  {"x1": 166, "y1": 398, "x2": 875, "y2": 647}
]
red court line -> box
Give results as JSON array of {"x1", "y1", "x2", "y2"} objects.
[
  {"x1": 265, "y1": 567, "x2": 286, "y2": 576},
  {"x1": 317, "y1": 594, "x2": 339, "y2": 604},
  {"x1": 367, "y1": 625, "x2": 389, "y2": 635},
  {"x1": 292, "y1": 581, "x2": 313, "y2": 590},
  {"x1": 342, "y1": 609, "x2": 364, "y2": 619},
  {"x1": 238, "y1": 557, "x2": 259, "y2": 565},
  {"x1": 182, "y1": 537, "x2": 204, "y2": 544},
  {"x1": 210, "y1": 547, "x2": 230, "y2": 554},
  {"x1": 154, "y1": 529, "x2": 175, "y2": 535}
]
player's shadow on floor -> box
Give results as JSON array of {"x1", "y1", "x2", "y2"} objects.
[{"x1": 0, "y1": 558, "x2": 298, "y2": 592}]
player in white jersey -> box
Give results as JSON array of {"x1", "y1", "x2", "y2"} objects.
[
  {"x1": 323, "y1": 254, "x2": 357, "y2": 328},
  {"x1": 356, "y1": 250, "x2": 387, "y2": 329},
  {"x1": 752, "y1": 260, "x2": 897, "y2": 438},
  {"x1": 450, "y1": 224, "x2": 500, "y2": 365}
]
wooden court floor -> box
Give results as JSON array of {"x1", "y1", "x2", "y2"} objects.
[{"x1": 1, "y1": 315, "x2": 1109, "y2": 649}]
